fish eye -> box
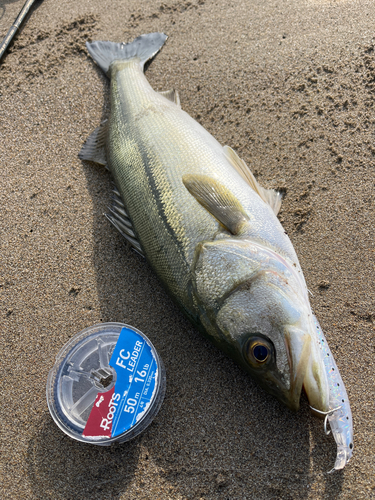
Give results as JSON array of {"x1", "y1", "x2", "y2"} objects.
[
  {"x1": 253, "y1": 344, "x2": 269, "y2": 362},
  {"x1": 244, "y1": 336, "x2": 273, "y2": 366}
]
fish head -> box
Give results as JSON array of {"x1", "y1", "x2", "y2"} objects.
[{"x1": 193, "y1": 238, "x2": 330, "y2": 412}]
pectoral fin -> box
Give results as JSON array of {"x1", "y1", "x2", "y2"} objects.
[
  {"x1": 183, "y1": 174, "x2": 250, "y2": 235},
  {"x1": 78, "y1": 120, "x2": 108, "y2": 168},
  {"x1": 223, "y1": 146, "x2": 282, "y2": 215}
]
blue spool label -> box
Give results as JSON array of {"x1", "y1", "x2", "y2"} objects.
[{"x1": 83, "y1": 327, "x2": 157, "y2": 439}]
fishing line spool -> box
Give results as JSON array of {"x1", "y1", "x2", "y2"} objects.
[{"x1": 46, "y1": 322, "x2": 166, "y2": 444}]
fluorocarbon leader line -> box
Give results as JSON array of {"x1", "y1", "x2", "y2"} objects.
[{"x1": 47, "y1": 323, "x2": 166, "y2": 444}]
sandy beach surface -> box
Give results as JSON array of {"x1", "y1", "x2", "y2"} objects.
[{"x1": 1, "y1": 0, "x2": 374, "y2": 498}]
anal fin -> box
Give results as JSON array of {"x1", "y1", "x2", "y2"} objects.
[
  {"x1": 79, "y1": 120, "x2": 108, "y2": 168},
  {"x1": 106, "y1": 187, "x2": 144, "y2": 257},
  {"x1": 223, "y1": 146, "x2": 282, "y2": 215}
]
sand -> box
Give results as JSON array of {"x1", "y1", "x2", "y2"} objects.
[{"x1": 0, "y1": 0, "x2": 374, "y2": 498}]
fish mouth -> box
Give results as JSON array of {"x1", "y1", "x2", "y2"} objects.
[
  {"x1": 282, "y1": 330, "x2": 312, "y2": 411},
  {"x1": 283, "y1": 324, "x2": 330, "y2": 413},
  {"x1": 302, "y1": 347, "x2": 330, "y2": 414}
]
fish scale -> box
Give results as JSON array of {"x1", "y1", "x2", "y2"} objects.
[{"x1": 109, "y1": 60, "x2": 299, "y2": 289}]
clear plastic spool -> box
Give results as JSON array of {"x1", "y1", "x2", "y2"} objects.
[{"x1": 46, "y1": 323, "x2": 166, "y2": 445}]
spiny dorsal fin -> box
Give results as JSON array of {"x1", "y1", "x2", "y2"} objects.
[
  {"x1": 78, "y1": 120, "x2": 108, "y2": 168},
  {"x1": 105, "y1": 187, "x2": 144, "y2": 257},
  {"x1": 158, "y1": 89, "x2": 181, "y2": 108},
  {"x1": 183, "y1": 174, "x2": 250, "y2": 235},
  {"x1": 223, "y1": 146, "x2": 282, "y2": 215}
]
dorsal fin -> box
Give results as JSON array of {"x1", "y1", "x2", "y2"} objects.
[
  {"x1": 158, "y1": 89, "x2": 181, "y2": 108},
  {"x1": 182, "y1": 174, "x2": 250, "y2": 235},
  {"x1": 223, "y1": 146, "x2": 282, "y2": 215},
  {"x1": 105, "y1": 187, "x2": 144, "y2": 257},
  {"x1": 78, "y1": 120, "x2": 108, "y2": 168}
]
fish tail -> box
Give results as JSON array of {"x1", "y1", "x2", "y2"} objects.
[{"x1": 86, "y1": 33, "x2": 168, "y2": 77}]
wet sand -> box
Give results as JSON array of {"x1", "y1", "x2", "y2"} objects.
[{"x1": 1, "y1": 0, "x2": 374, "y2": 498}]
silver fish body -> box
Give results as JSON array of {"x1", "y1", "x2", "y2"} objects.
[{"x1": 79, "y1": 33, "x2": 353, "y2": 470}]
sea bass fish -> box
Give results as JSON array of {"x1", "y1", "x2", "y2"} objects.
[{"x1": 79, "y1": 33, "x2": 353, "y2": 471}]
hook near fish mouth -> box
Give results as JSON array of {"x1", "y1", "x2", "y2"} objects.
[{"x1": 309, "y1": 405, "x2": 342, "y2": 434}]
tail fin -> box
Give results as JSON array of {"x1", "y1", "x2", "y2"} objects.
[{"x1": 86, "y1": 33, "x2": 168, "y2": 76}]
